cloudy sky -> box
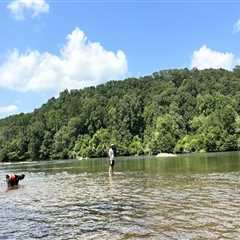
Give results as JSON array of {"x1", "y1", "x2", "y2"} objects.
[{"x1": 0, "y1": 0, "x2": 240, "y2": 118}]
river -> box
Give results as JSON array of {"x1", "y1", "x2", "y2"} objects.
[{"x1": 1, "y1": 152, "x2": 240, "y2": 239}]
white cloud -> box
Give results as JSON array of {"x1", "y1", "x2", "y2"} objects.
[
  {"x1": 0, "y1": 105, "x2": 18, "y2": 115},
  {"x1": 191, "y1": 45, "x2": 239, "y2": 70},
  {"x1": 7, "y1": 0, "x2": 49, "y2": 20},
  {"x1": 233, "y1": 19, "x2": 240, "y2": 34},
  {"x1": 0, "y1": 27, "x2": 128, "y2": 92}
]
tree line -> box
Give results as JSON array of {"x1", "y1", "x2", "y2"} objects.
[{"x1": 1, "y1": 67, "x2": 240, "y2": 161}]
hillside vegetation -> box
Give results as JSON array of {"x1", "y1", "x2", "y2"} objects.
[{"x1": 1, "y1": 67, "x2": 240, "y2": 161}]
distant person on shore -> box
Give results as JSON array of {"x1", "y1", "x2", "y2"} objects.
[
  {"x1": 6, "y1": 174, "x2": 25, "y2": 189},
  {"x1": 108, "y1": 144, "x2": 115, "y2": 176}
]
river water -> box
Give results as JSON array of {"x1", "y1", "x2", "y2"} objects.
[{"x1": 1, "y1": 152, "x2": 240, "y2": 239}]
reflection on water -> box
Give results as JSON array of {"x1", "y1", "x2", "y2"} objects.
[{"x1": 1, "y1": 152, "x2": 240, "y2": 239}]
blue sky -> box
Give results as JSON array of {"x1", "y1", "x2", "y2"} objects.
[{"x1": 0, "y1": 0, "x2": 240, "y2": 118}]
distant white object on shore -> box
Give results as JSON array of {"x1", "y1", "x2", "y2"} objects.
[
  {"x1": 77, "y1": 156, "x2": 88, "y2": 160},
  {"x1": 156, "y1": 153, "x2": 177, "y2": 157}
]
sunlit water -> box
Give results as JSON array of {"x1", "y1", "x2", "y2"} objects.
[{"x1": 1, "y1": 152, "x2": 240, "y2": 239}]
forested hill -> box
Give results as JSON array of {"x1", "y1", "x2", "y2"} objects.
[{"x1": 1, "y1": 67, "x2": 240, "y2": 161}]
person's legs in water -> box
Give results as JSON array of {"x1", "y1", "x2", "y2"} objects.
[{"x1": 109, "y1": 160, "x2": 115, "y2": 176}]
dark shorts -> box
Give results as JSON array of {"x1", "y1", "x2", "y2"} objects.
[{"x1": 109, "y1": 160, "x2": 115, "y2": 167}]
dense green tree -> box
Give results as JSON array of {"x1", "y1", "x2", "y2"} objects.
[
  {"x1": 1, "y1": 67, "x2": 240, "y2": 161},
  {"x1": 73, "y1": 135, "x2": 92, "y2": 158},
  {"x1": 147, "y1": 113, "x2": 185, "y2": 154},
  {"x1": 129, "y1": 136, "x2": 144, "y2": 156},
  {"x1": 39, "y1": 131, "x2": 53, "y2": 160},
  {"x1": 27, "y1": 120, "x2": 45, "y2": 160},
  {"x1": 51, "y1": 126, "x2": 73, "y2": 159},
  {"x1": 90, "y1": 128, "x2": 112, "y2": 157}
]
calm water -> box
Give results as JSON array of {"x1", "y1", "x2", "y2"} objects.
[{"x1": 1, "y1": 152, "x2": 240, "y2": 239}]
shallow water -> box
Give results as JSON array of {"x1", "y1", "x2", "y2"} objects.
[{"x1": 1, "y1": 152, "x2": 240, "y2": 239}]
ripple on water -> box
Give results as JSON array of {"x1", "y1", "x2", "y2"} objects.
[{"x1": 0, "y1": 170, "x2": 240, "y2": 239}]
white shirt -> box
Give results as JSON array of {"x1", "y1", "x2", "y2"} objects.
[{"x1": 108, "y1": 148, "x2": 114, "y2": 161}]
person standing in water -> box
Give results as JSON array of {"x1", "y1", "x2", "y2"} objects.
[{"x1": 108, "y1": 144, "x2": 115, "y2": 176}]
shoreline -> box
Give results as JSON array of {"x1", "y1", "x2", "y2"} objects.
[{"x1": 1, "y1": 151, "x2": 240, "y2": 163}]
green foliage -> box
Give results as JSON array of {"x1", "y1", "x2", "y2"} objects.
[
  {"x1": 147, "y1": 113, "x2": 185, "y2": 154},
  {"x1": 129, "y1": 136, "x2": 144, "y2": 156},
  {"x1": 90, "y1": 128, "x2": 112, "y2": 157},
  {"x1": 1, "y1": 68, "x2": 240, "y2": 161},
  {"x1": 73, "y1": 135, "x2": 92, "y2": 158},
  {"x1": 51, "y1": 126, "x2": 74, "y2": 159}
]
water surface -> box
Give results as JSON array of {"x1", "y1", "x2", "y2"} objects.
[{"x1": 1, "y1": 152, "x2": 240, "y2": 239}]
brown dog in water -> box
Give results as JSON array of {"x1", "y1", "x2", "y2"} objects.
[{"x1": 6, "y1": 174, "x2": 25, "y2": 188}]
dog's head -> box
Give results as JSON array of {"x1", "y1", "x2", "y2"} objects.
[{"x1": 20, "y1": 174, "x2": 25, "y2": 180}]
